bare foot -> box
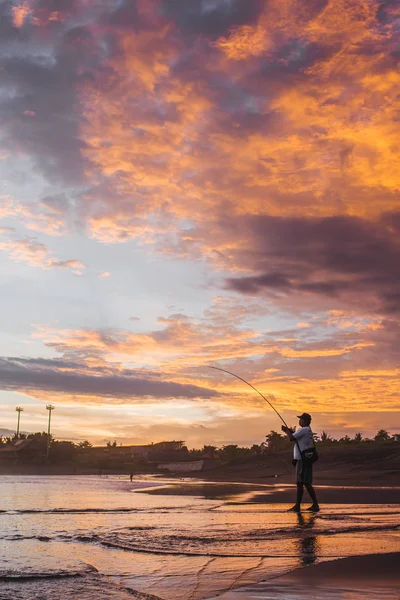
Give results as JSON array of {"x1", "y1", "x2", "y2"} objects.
[{"x1": 306, "y1": 504, "x2": 320, "y2": 512}]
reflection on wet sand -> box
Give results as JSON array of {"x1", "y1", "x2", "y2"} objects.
[{"x1": 296, "y1": 512, "x2": 320, "y2": 566}]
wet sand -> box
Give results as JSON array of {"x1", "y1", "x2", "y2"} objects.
[
  {"x1": 209, "y1": 552, "x2": 400, "y2": 599},
  {"x1": 279, "y1": 551, "x2": 400, "y2": 584},
  {"x1": 0, "y1": 476, "x2": 398, "y2": 599},
  {"x1": 140, "y1": 479, "x2": 400, "y2": 599},
  {"x1": 143, "y1": 478, "x2": 400, "y2": 504}
]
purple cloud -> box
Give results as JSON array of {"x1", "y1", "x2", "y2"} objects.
[
  {"x1": 0, "y1": 356, "x2": 217, "y2": 400},
  {"x1": 225, "y1": 213, "x2": 400, "y2": 314}
]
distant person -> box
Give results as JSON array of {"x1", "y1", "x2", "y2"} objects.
[
  {"x1": 129, "y1": 473, "x2": 133, "y2": 482},
  {"x1": 282, "y1": 413, "x2": 320, "y2": 513}
]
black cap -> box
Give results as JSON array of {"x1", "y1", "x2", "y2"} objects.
[{"x1": 297, "y1": 412, "x2": 312, "y2": 424}]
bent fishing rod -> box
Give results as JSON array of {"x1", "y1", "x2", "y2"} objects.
[{"x1": 207, "y1": 365, "x2": 289, "y2": 428}]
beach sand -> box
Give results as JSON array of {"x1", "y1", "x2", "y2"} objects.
[
  {"x1": 140, "y1": 479, "x2": 399, "y2": 599},
  {"x1": 208, "y1": 552, "x2": 400, "y2": 599},
  {"x1": 0, "y1": 476, "x2": 398, "y2": 599},
  {"x1": 144, "y1": 478, "x2": 400, "y2": 504}
]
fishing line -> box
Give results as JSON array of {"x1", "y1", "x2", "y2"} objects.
[{"x1": 207, "y1": 365, "x2": 289, "y2": 428}]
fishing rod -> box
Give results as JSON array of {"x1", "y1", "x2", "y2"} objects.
[{"x1": 207, "y1": 366, "x2": 289, "y2": 428}]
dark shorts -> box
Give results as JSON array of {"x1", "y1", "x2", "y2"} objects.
[{"x1": 295, "y1": 459, "x2": 313, "y2": 484}]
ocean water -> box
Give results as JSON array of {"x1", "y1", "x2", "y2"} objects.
[{"x1": 0, "y1": 476, "x2": 398, "y2": 599}]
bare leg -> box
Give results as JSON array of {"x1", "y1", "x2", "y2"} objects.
[
  {"x1": 305, "y1": 484, "x2": 319, "y2": 511},
  {"x1": 297, "y1": 482, "x2": 304, "y2": 506},
  {"x1": 288, "y1": 483, "x2": 304, "y2": 511}
]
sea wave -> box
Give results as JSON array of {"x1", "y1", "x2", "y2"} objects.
[
  {"x1": 1, "y1": 521, "x2": 398, "y2": 558},
  {"x1": 1, "y1": 508, "x2": 170, "y2": 515},
  {"x1": 0, "y1": 564, "x2": 97, "y2": 580}
]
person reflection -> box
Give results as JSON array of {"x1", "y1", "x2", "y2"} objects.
[{"x1": 296, "y1": 512, "x2": 320, "y2": 566}]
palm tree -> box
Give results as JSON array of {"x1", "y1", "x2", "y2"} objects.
[{"x1": 320, "y1": 431, "x2": 333, "y2": 442}]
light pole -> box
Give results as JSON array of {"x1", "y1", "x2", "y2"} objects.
[
  {"x1": 46, "y1": 405, "x2": 55, "y2": 458},
  {"x1": 16, "y1": 406, "x2": 23, "y2": 438}
]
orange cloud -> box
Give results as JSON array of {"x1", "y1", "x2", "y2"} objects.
[
  {"x1": 1, "y1": 1, "x2": 399, "y2": 430},
  {"x1": 12, "y1": 1, "x2": 31, "y2": 28},
  {"x1": 0, "y1": 197, "x2": 69, "y2": 237},
  {"x1": 23, "y1": 293, "x2": 399, "y2": 412},
  {"x1": 279, "y1": 343, "x2": 374, "y2": 358},
  {"x1": 215, "y1": 23, "x2": 271, "y2": 60},
  {"x1": 0, "y1": 196, "x2": 16, "y2": 220},
  {"x1": 323, "y1": 311, "x2": 383, "y2": 331},
  {"x1": 32, "y1": 298, "x2": 270, "y2": 370},
  {"x1": 0, "y1": 237, "x2": 85, "y2": 273},
  {"x1": 77, "y1": 0, "x2": 400, "y2": 264}
]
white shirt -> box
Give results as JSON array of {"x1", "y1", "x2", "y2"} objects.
[{"x1": 292, "y1": 426, "x2": 314, "y2": 460}]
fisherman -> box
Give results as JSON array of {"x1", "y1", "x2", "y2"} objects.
[{"x1": 282, "y1": 413, "x2": 320, "y2": 513}]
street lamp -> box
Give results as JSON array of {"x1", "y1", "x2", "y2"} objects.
[
  {"x1": 15, "y1": 406, "x2": 23, "y2": 438},
  {"x1": 46, "y1": 405, "x2": 55, "y2": 458}
]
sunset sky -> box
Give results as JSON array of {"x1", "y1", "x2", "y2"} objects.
[{"x1": 0, "y1": 0, "x2": 399, "y2": 446}]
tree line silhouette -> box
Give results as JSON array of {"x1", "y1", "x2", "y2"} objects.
[
  {"x1": 189, "y1": 428, "x2": 398, "y2": 462},
  {"x1": 1, "y1": 428, "x2": 397, "y2": 467}
]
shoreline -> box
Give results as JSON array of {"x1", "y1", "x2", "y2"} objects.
[
  {"x1": 138, "y1": 477, "x2": 400, "y2": 504},
  {"x1": 0, "y1": 471, "x2": 399, "y2": 503},
  {"x1": 0, "y1": 467, "x2": 399, "y2": 487}
]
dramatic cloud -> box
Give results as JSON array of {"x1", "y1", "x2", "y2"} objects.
[
  {"x1": 224, "y1": 213, "x2": 400, "y2": 314},
  {"x1": 161, "y1": 0, "x2": 264, "y2": 39},
  {"x1": 20, "y1": 302, "x2": 399, "y2": 412},
  {"x1": 0, "y1": 0, "x2": 398, "y2": 441},
  {"x1": 31, "y1": 297, "x2": 273, "y2": 371},
  {"x1": 0, "y1": 356, "x2": 217, "y2": 401}
]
